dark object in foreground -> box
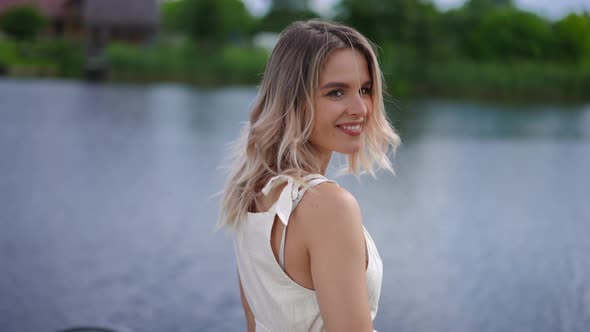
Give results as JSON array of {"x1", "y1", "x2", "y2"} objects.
[
  {"x1": 59, "y1": 326, "x2": 131, "y2": 332},
  {"x1": 84, "y1": 56, "x2": 110, "y2": 81}
]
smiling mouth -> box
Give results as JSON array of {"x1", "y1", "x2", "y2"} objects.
[{"x1": 336, "y1": 123, "x2": 363, "y2": 136}]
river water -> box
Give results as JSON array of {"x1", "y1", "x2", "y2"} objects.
[{"x1": 1, "y1": 79, "x2": 589, "y2": 332}]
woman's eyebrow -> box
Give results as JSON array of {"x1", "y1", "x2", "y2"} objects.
[
  {"x1": 320, "y1": 82, "x2": 349, "y2": 90},
  {"x1": 320, "y1": 80, "x2": 373, "y2": 90}
]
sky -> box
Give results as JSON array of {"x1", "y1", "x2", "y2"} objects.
[{"x1": 242, "y1": 0, "x2": 590, "y2": 19}]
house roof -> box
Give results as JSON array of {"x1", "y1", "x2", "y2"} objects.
[
  {"x1": 0, "y1": 0, "x2": 68, "y2": 18},
  {"x1": 0, "y1": 0, "x2": 158, "y2": 27},
  {"x1": 84, "y1": 0, "x2": 158, "y2": 27},
  {"x1": 38, "y1": 0, "x2": 68, "y2": 17}
]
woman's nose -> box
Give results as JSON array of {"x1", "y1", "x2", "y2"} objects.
[{"x1": 348, "y1": 90, "x2": 368, "y2": 116}]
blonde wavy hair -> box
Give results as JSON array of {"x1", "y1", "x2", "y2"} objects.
[{"x1": 217, "y1": 19, "x2": 400, "y2": 230}]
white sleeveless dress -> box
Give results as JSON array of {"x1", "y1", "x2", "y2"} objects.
[{"x1": 232, "y1": 174, "x2": 383, "y2": 332}]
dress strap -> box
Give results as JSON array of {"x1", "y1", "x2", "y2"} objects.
[
  {"x1": 261, "y1": 173, "x2": 336, "y2": 270},
  {"x1": 292, "y1": 176, "x2": 333, "y2": 210},
  {"x1": 261, "y1": 174, "x2": 299, "y2": 226}
]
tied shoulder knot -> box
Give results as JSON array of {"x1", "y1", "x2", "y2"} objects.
[{"x1": 260, "y1": 175, "x2": 301, "y2": 226}]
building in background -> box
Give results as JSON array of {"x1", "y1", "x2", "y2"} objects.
[
  {"x1": 0, "y1": 0, "x2": 158, "y2": 78},
  {"x1": 0, "y1": 0, "x2": 158, "y2": 43},
  {"x1": 83, "y1": 0, "x2": 159, "y2": 58}
]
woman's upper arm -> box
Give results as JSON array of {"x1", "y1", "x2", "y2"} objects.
[
  {"x1": 238, "y1": 270, "x2": 256, "y2": 332},
  {"x1": 298, "y1": 184, "x2": 373, "y2": 332}
]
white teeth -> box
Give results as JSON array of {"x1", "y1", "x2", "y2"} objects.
[{"x1": 340, "y1": 124, "x2": 361, "y2": 131}]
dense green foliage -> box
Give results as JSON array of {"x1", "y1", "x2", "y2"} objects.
[
  {"x1": 256, "y1": 7, "x2": 319, "y2": 32},
  {"x1": 0, "y1": 6, "x2": 46, "y2": 40},
  {"x1": 337, "y1": 0, "x2": 590, "y2": 64},
  {"x1": 334, "y1": 0, "x2": 590, "y2": 99},
  {"x1": 338, "y1": 0, "x2": 440, "y2": 51},
  {"x1": 554, "y1": 13, "x2": 590, "y2": 62},
  {"x1": 0, "y1": 0, "x2": 588, "y2": 100},
  {"x1": 105, "y1": 41, "x2": 268, "y2": 84},
  {"x1": 162, "y1": 0, "x2": 254, "y2": 46},
  {"x1": 0, "y1": 39, "x2": 84, "y2": 77},
  {"x1": 413, "y1": 61, "x2": 590, "y2": 100},
  {"x1": 463, "y1": 10, "x2": 554, "y2": 60}
]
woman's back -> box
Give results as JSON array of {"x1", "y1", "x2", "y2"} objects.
[{"x1": 233, "y1": 174, "x2": 383, "y2": 332}]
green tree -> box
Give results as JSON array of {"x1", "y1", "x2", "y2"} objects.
[
  {"x1": 161, "y1": 0, "x2": 184, "y2": 34},
  {"x1": 463, "y1": 0, "x2": 514, "y2": 13},
  {"x1": 256, "y1": 7, "x2": 318, "y2": 33},
  {"x1": 462, "y1": 9, "x2": 555, "y2": 60},
  {"x1": 337, "y1": 0, "x2": 443, "y2": 59},
  {"x1": 0, "y1": 5, "x2": 46, "y2": 40},
  {"x1": 162, "y1": 0, "x2": 254, "y2": 47},
  {"x1": 554, "y1": 13, "x2": 590, "y2": 63}
]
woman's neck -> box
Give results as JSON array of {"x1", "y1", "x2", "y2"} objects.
[{"x1": 319, "y1": 151, "x2": 332, "y2": 175}]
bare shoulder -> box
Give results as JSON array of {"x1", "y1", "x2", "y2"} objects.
[
  {"x1": 296, "y1": 182, "x2": 360, "y2": 218},
  {"x1": 293, "y1": 182, "x2": 363, "y2": 246},
  {"x1": 293, "y1": 182, "x2": 372, "y2": 330}
]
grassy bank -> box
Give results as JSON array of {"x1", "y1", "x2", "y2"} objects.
[
  {"x1": 102, "y1": 42, "x2": 590, "y2": 101},
  {"x1": 393, "y1": 60, "x2": 590, "y2": 101},
  {"x1": 1, "y1": 38, "x2": 588, "y2": 101},
  {"x1": 0, "y1": 38, "x2": 84, "y2": 78},
  {"x1": 107, "y1": 44, "x2": 590, "y2": 100},
  {"x1": 105, "y1": 41, "x2": 268, "y2": 85}
]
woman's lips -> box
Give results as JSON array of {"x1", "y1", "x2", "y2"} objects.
[{"x1": 336, "y1": 123, "x2": 363, "y2": 136}]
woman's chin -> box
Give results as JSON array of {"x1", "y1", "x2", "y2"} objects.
[{"x1": 337, "y1": 144, "x2": 362, "y2": 155}]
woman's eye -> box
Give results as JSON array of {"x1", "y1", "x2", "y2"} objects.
[
  {"x1": 360, "y1": 87, "x2": 372, "y2": 95},
  {"x1": 327, "y1": 89, "x2": 344, "y2": 97}
]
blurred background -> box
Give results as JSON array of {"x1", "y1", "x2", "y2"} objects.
[{"x1": 0, "y1": 0, "x2": 589, "y2": 331}]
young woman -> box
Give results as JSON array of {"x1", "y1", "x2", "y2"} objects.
[{"x1": 217, "y1": 20, "x2": 400, "y2": 332}]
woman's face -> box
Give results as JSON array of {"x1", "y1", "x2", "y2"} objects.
[{"x1": 310, "y1": 48, "x2": 373, "y2": 162}]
